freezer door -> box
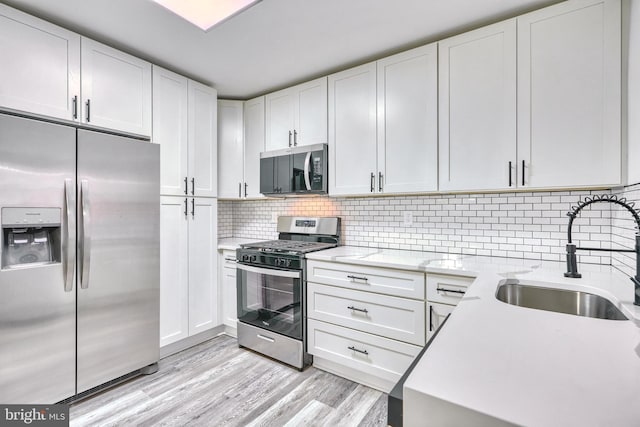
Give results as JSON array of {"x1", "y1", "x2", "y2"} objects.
[
  {"x1": 76, "y1": 130, "x2": 160, "y2": 393},
  {"x1": 0, "y1": 113, "x2": 76, "y2": 404}
]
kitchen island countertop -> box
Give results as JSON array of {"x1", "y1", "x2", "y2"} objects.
[{"x1": 306, "y1": 246, "x2": 640, "y2": 426}]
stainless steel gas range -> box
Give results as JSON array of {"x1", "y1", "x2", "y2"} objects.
[{"x1": 236, "y1": 216, "x2": 341, "y2": 369}]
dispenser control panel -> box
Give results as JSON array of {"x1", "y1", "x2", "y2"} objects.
[{"x1": 1, "y1": 207, "x2": 61, "y2": 227}]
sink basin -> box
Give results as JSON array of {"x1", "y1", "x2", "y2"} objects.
[{"x1": 496, "y1": 280, "x2": 627, "y2": 320}]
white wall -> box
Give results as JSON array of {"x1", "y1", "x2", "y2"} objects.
[{"x1": 625, "y1": 0, "x2": 640, "y2": 184}]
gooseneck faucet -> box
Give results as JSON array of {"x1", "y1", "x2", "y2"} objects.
[{"x1": 564, "y1": 194, "x2": 640, "y2": 306}]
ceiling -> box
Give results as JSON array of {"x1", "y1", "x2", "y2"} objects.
[{"x1": 2, "y1": 0, "x2": 561, "y2": 99}]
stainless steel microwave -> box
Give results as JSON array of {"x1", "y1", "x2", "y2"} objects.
[{"x1": 260, "y1": 143, "x2": 328, "y2": 196}]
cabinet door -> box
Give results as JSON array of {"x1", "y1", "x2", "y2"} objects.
[
  {"x1": 517, "y1": 0, "x2": 621, "y2": 188},
  {"x1": 188, "y1": 198, "x2": 218, "y2": 335},
  {"x1": 328, "y1": 62, "x2": 378, "y2": 196},
  {"x1": 217, "y1": 100, "x2": 244, "y2": 199},
  {"x1": 438, "y1": 20, "x2": 517, "y2": 191},
  {"x1": 265, "y1": 88, "x2": 294, "y2": 151},
  {"x1": 0, "y1": 4, "x2": 80, "y2": 121},
  {"x1": 243, "y1": 96, "x2": 265, "y2": 198},
  {"x1": 426, "y1": 302, "x2": 454, "y2": 341},
  {"x1": 188, "y1": 81, "x2": 218, "y2": 198},
  {"x1": 160, "y1": 196, "x2": 189, "y2": 347},
  {"x1": 377, "y1": 44, "x2": 438, "y2": 194},
  {"x1": 153, "y1": 66, "x2": 188, "y2": 197},
  {"x1": 294, "y1": 77, "x2": 328, "y2": 146},
  {"x1": 80, "y1": 38, "x2": 151, "y2": 136}
]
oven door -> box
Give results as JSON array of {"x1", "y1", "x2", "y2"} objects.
[{"x1": 236, "y1": 263, "x2": 303, "y2": 340}]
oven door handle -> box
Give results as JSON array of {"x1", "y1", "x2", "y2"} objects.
[{"x1": 236, "y1": 263, "x2": 302, "y2": 279}]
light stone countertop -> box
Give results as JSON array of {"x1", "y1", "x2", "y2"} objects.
[
  {"x1": 217, "y1": 237, "x2": 260, "y2": 251},
  {"x1": 306, "y1": 246, "x2": 640, "y2": 426}
]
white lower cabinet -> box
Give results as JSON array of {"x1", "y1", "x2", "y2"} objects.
[
  {"x1": 306, "y1": 260, "x2": 426, "y2": 392},
  {"x1": 427, "y1": 302, "x2": 455, "y2": 341},
  {"x1": 160, "y1": 196, "x2": 218, "y2": 348},
  {"x1": 220, "y1": 249, "x2": 238, "y2": 336},
  {"x1": 425, "y1": 274, "x2": 473, "y2": 341}
]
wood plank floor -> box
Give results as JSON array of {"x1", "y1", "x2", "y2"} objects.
[{"x1": 70, "y1": 335, "x2": 388, "y2": 426}]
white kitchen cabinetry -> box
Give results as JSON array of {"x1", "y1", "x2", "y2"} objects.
[
  {"x1": 306, "y1": 260, "x2": 425, "y2": 392},
  {"x1": 160, "y1": 196, "x2": 218, "y2": 348},
  {"x1": 265, "y1": 77, "x2": 327, "y2": 151},
  {"x1": 517, "y1": 0, "x2": 621, "y2": 188},
  {"x1": 81, "y1": 38, "x2": 152, "y2": 136},
  {"x1": 425, "y1": 273, "x2": 473, "y2": 341},
  {"x1": 0, "y1": 4, "x2": 80, "y2": 121},
  {"x1": 217, "y1": 97, "x2": 265, "y2": 199},
  {"x1": 154, "y1": 65, "x2": 218, "y2": 198},
  {"x1": 219, "y1": 250, "x2": 238, "y2": 336},
  {"x1": 376, "y1": 44, "x2": 438, "y2": 194},
  {"x1": 438, "y1": 20, "x2": 517, "y2": 192},
  {"x1": 328, "y1": 63, "x2": 378, "y2": 195},
  {"x1": 217, "y1": 100, "x2": 244, "y2": 198}
]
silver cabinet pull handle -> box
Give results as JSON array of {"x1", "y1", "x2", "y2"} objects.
[
  {"x1": 508, "y1": 161, "x2": 513, "y2": 187},
  {"x1": 288, "y1": 130, "x2": 292, "y2": 147},
  {"x1": 224, "y1": 257, "x2": 236, "y2": 262},
  {"x1": 79, "y1": 180, "x2": 91, "y2": 289},
  {"x1": 244, "y1": 182, "x2": 248, "y2": 197},
  {"x1": 238, "y1": 182, "x2": 242, "y2": 198},
  {"x1": 85, "y1": 99, "x2": 91, "y2": 122},
  {"x1": 370, "y1": 173, "x2": 375, "y2": 192},
  {"x1": 293, "y1": 129, "x2": 298, "y2": 146},
  {"x1": 191, "y1": 198, "x2": 195, "y2": 218},
  {"x1": 436, "y1": 287, "x2": 466, "y2": 295},
  {"x1": 347, "y1": 275, "x2": 368, "y2": 282},
  {"x1": 429, "y1": 304, "x2": 434, "y2": 331},
  {"x1": 72, "y1": 96, "x2": 78, "y2": 120},
  {"x1": 347, "y1": 305, "x2": 368, "y2": 314},
  {"x1": 184, "y1": 177, "x2": 188, "y2": 195},
  {"x1": 191, "y1": 177, "x2": 195, "y2": 195},
  {"x1": 348, "y1": 346, "x2": 369, "y2": 355},
  {"x1": 184, "y1": 198, "x2": 188, "y2": 218},
  {"x1": 522, "y1": 160, "x2": 526, "y2": 186},
  {"x1": 378, "y1": 171, "x2": 383, "y2": 192},
  {"x1": 63, "y1": 179, "x2": 76, "y2": 292},
  {"x1": 257, "y1": 334, "x2": 275, "y2": 343}
]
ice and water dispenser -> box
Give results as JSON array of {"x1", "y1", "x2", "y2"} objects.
[{"x1": 1, "y1": 207, "x2": 61, "y2": 269}]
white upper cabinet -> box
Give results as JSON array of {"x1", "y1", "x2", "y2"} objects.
[
  {"x1": 153, "y1": 66, "x2": 189, "y2": 196},
  {"x1": 328, "y1": 63, "x2": 378, "y2": 196},
  {"x1": 217, "y1": 100, "x2": 244, "y2": 199},
  {"x1": 377, "y1": 44, "x2": 438, "y2": 194},
  {"x1": 153, "y1": 67, "x2": 217, "y2": 198},
  {"x1": 0, "y1": 4, "x2": 80, "y2": 121},
  {"x1": 243, "y1": 96, "x2": 265, "y2": 198},
  {"x1": 265, "y1": 77, "x2": 327, "y2": 150},
  {"x1": 188, "y1": 81, "x2": 218, "y2": 198},
  {"x1": 517, "y1": 0, "x2": 621, "y2": 188},
  {"x1": 438, "y1": 19, "x2": 517, "y2": 192},
  {"x1": 81, "y1": 38, "x2": 152, "y2": 136}
]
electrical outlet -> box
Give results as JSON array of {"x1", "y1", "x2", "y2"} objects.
[
  {"x1": 271, "y1": 212, "x2": 278, "y2": 222},
  {"x1": 403, "y1": 211, "x2": 413, "y2": 226}
]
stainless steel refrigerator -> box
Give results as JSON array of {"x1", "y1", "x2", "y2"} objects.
[{"x1": 0, "y1": 112, "x2": 160, "y2": 404}]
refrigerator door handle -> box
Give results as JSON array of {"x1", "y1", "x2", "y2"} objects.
[
  {"x1": 79, "y1": 179, "x2": 92, "y2": 289},
  {"x1": 63, "y1": 179, "x2": 76, "y2": 292}
]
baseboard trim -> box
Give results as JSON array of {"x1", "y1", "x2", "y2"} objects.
[
  {"x1": 160, "y1": 326, "x2": 226, "y2": 358},
  {"x1": 312, "y1": 356, "x2": 394, "y2": 393}
]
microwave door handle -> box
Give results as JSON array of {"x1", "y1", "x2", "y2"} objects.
[
  {"x1": 303, "y1": 152, "x2": 312, "y2": 190},
  {"x1": 79, "y1": 180, "x2": 91, "y2": 289},
  {"x1": 236, "y1": 263, "x2": 301, "y2": 279},
  {"x1": 63, "y1": 179, "x2": 76, "y2": 292}
]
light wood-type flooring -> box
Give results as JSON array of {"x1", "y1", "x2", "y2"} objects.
[{"x1": 70, "y1": 335, "x2": 388, "y2": 426}]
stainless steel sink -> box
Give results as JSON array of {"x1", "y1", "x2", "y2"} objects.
[{"x1": 496, "y1": 280, "x2": 628, "y2": 320}]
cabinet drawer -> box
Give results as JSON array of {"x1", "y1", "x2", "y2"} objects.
[
  {"x1": 307, "y1": 319, "x2": 422, "y2": 384},
  {"x1": 307, "y1": 260, "x2": 425, "y2": 299},
  {"x1": 426, "y1": 274, "x2": 474, "y2": 305},
  {"x1": 308, "y1": 283, "x2": 425, "y2": 346}
]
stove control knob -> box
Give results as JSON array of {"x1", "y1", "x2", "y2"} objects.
[
  {"x1": 285, "y1": 259, "x2": 292, "y2": 267},
  {"x1": 275, "y1": 258, "x2": 281, "y2": 266},
  {"x1": 242, "y1": 255, "x2": 249, "y2": 262},
  {"x1": 250, "y1": 255, "x2": 257, "y2": 262}
]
